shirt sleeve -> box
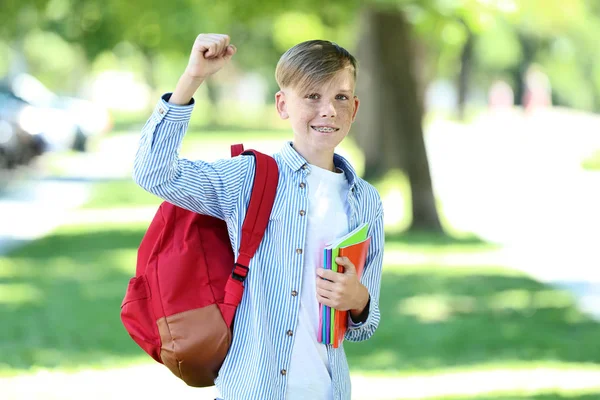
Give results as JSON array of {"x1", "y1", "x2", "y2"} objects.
[
  {"x1": 132, "y1": 93, "x2": 254, "y2": 222},
  {"x1": 344, "y1": 196, "x2": 384, "y2": 342}
]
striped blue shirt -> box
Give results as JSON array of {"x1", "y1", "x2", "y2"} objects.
[{"x1": 133, "y1": 94, "x2": 385, "y2": 400}]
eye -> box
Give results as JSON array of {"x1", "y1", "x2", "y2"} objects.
[
  {"x1": 306, "y1": 93, "x2": 320, "y2": 100},
  {"x1": 336, "y1": 94, "x2": 349, "y2": 100}
]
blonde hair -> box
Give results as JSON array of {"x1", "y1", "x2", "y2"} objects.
[{"x1": 275, "y1": 40, "x2": 358, "y2": 91}]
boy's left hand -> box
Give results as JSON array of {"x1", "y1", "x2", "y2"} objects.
[{"x1": 316, "y1": 257, "x2": 369, "y2": 314}]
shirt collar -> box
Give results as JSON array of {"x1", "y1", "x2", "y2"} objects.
[{"x1": 278, "y1": 141, "x2": 358, "y2": 190}]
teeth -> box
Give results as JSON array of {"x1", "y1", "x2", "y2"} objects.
[{"x1": 313, "y1": 127, "x2": 336, "y2": 132}]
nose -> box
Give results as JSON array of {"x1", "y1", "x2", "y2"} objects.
[{"x1": 320, "y1": 101, "x2": 336, "y2": 118}]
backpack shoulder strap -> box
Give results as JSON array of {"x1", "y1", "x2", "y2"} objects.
[
  {"x1": 231, "y1": 143, "x2": 245, "y2": 157},
  {"x1": 234, "y1": 149, "x2": 278, "y2": 270},
  {"x1": 223, "y1": 147, "x2": 278, "y2": 312}
]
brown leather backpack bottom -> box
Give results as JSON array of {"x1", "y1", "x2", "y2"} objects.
[{"x1": 158, "y1": 304, "x2": 233, "y2": 387}]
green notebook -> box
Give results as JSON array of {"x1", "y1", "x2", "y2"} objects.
[{"x1": 324, "y1": 222, "x2": 369, "y2": 343}]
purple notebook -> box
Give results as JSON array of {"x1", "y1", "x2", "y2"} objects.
[
  {"x1": 318, "y1": 249, "x2": 325, "y2": 343},
  {"x1": 326, "y1": 248, "x2": 332, "y2": 344}
]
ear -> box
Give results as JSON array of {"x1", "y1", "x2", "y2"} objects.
[
  {"x1": 351, "y1": 96, "x2": 360, "y2": 122},
  {"x1": 275, "y1": 90, "x2": 289, "y2": 119}
]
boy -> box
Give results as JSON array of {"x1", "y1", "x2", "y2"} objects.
[{"x1": 133, "y1": 33, "x2": 384, "y2": 400}]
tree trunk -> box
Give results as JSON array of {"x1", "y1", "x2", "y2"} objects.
[
  {"x1": 353, "y1": 6, "x2": 443, "y2": 232},
  {"x1": 457, "y1": 20, "x2": 474, "y2": 121},
  {"x1": 510, "y1": 32, "x2": 536, "y2": 106}
]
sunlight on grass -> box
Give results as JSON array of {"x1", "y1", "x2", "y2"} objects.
[
  {"x1": 2, "y1": 247, "x2": 138, "y2": 282},
  {"x1": 0, "y1": 283, "x2": 43, "y2": 305},
  {"x1": 383, "y1": 263, "x2": 524, "y2": 277},
  {"x1": 398, "y1": 294, "x2": 476, "y2": 323},
  {"x1": 346, "y1": 261, "x2": 600, "y2": 379},
  {"x1": 488, "y1": 289, "x2": 574, "y2": 312},
  {"x1": 397, "y1": 289, "x2": 578, "y2": 324}
]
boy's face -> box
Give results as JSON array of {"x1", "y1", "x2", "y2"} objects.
[{"x1": 275, "y1": 68, "x2": 360, "y2": 155}]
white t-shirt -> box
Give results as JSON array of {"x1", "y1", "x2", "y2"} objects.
[{"x1": 286, "y1": 164, "x2": 350, "y2": 400}]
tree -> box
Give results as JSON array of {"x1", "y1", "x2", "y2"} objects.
[
  {"x1": 353, "y1": 6, "x2": 442, "y2": 232},
  {"x1": 10, "y1": 0, "x2": 597, "y2": 234}
]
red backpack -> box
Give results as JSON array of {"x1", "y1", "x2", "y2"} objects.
[{"x1": 120, "y1": 145, "x2": 278, "y2": 387}]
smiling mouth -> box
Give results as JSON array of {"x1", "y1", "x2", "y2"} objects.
[{"x1": 311, "y1": 126, "x2": 339, "y2": 133}]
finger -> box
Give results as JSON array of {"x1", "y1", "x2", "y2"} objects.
[
  {"x1": 336, "y1": 257, "x2": 356, "y2": 274},
  {"x1": 220, "y1": 34, "x2": 231, "y2": 55},
  {"x1": 200, "y1": 37, "x2": 223, "y2": 58},
  {"x1": 316, "y1": 268, "x2": 340, "y2": 282},
  {"x1": 194, "y1": 34, "x2": 214, "y2": 50},
  {"x1": 317, "y1": 284, "x2": 345, "y2": 304},
  {"x1": 223, "y1": 44, "x2": 236, "y2": 60},
  {"x1": 214, "y1": 41, "x2": 225, "y2": 58},
  {"x1": 203, "y1": 42, "x2": 217, "y2": 58},
  {"x1": 317, "y1": 293, "x2": 336, "y2": 308},
  {"x1": 316, "y1": 286, "x2": 332, "y2": 298},
  {"x1": 317, "y1": 294, "x2": 333, "y2": 307},
  {"x1": 204, "y1": 33, "x2": 226, "y2": 45},
  {"x1": 317, "y1": 290, "x2": 343, "y2": 309},
  {"x1": 316, "y1": 276, "x2": 335, "y2": 291},
  {"x1": 212, "y1": 34, "x2": 228, "y2": 58}
]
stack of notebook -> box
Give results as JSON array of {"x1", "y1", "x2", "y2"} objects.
[{"x1": 318, "y1": 222, "x2": 371, "y2": 348}]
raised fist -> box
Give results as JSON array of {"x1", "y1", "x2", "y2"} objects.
[{"x1": 185, "y1": 33, "x2": 236, "y2": 80}]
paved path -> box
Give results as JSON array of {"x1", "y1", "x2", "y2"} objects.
[{"x1": 425, "y1": 111, "x2": 600, "y2": 317}]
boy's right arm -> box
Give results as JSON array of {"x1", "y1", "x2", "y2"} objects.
[
  {"x1": 132, "y1": 34, "x2": 248, "y2": 221},
  {"x1": 169, "y1": 33, "x2": 236, "y2": 106}
]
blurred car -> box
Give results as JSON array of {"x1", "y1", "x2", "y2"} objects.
[
  {"x1": 0, "y1": 90, "x2": 47, "y2": 168},
  {"x1": 0, "y1": 117, "x2": 20, "y2": 169},
  {"x1": 10, "y1": 74, "x2": 113, "y2": 152},
  {"x1": 0, "y1": 116, "x2": 45, "y2": 169},
  {"x1": 0, "y1": 83, "x2": 79, "y2": 153}
]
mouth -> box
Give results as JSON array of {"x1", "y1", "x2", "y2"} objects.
[{"x1": 311, "y1": 126, "x2": 339, "y2": 134}]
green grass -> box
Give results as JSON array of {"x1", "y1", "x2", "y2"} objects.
[
  {"x1": 0, "y1": 222, "x2": 150, "y2": 375},
  {"x1": 2, "y1": 214, "x2": 600, "y2": 379},
  {"x1": 345, "y1": 261, "x2": 600, "y2": 374},
  {"x1": 82, "y1": 179, "x2": 162, "y2": 209}
]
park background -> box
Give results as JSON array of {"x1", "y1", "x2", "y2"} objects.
[{"x1": 2, "y1": 0, "x2": 600, "y2": 399}]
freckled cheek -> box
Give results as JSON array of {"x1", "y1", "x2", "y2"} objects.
[
  {"x1": 297, "y1": 105, "x2": 319, "y2": 121},
  {"x1": 336, "y1": 104, "x2": 355, "y2": 120}
]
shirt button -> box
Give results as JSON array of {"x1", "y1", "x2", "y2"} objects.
[
  {"x1": 299, "y1": 182, "x2": 306, "y2": 189},
  {"x1": 299, "y1": 210, "x2": 305, "y2": 216},
  {"x1": 296, "y1": 248, "x2": 303, "y2": 255},
  {"x1": 291, "y1": 290, "x2": 298, "y2": 297},
  {"x1": 158, "y1": 107, "x2": 165, "y2": 114},
  {"x1": 281, "y1": 369, "x2": 287, "y2": 376},
  {"x1": 301, "y1": 164, "x2": 308, "y2": 170},
  {"x1": 287, "y1": 330, "x2": 293, "y2": 336}
]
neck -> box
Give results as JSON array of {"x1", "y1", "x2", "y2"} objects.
[{"x1": 291, "y1": 140, "x2": 336, "y2": 172}]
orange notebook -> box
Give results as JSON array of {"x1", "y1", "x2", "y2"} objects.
[{"x1": 333, "y1": 236, "x2": 371, "y2": 348}]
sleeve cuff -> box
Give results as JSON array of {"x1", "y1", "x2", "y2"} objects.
[
  {"x1": 348, "y1": 317, "x2": 364, "y2": 328},
  {"x1": 151, "y1": 93, "x2": 195, "y2": 123},
  {"x1": 348, "y1": 295, "x2": 370, "y2": 327}
]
